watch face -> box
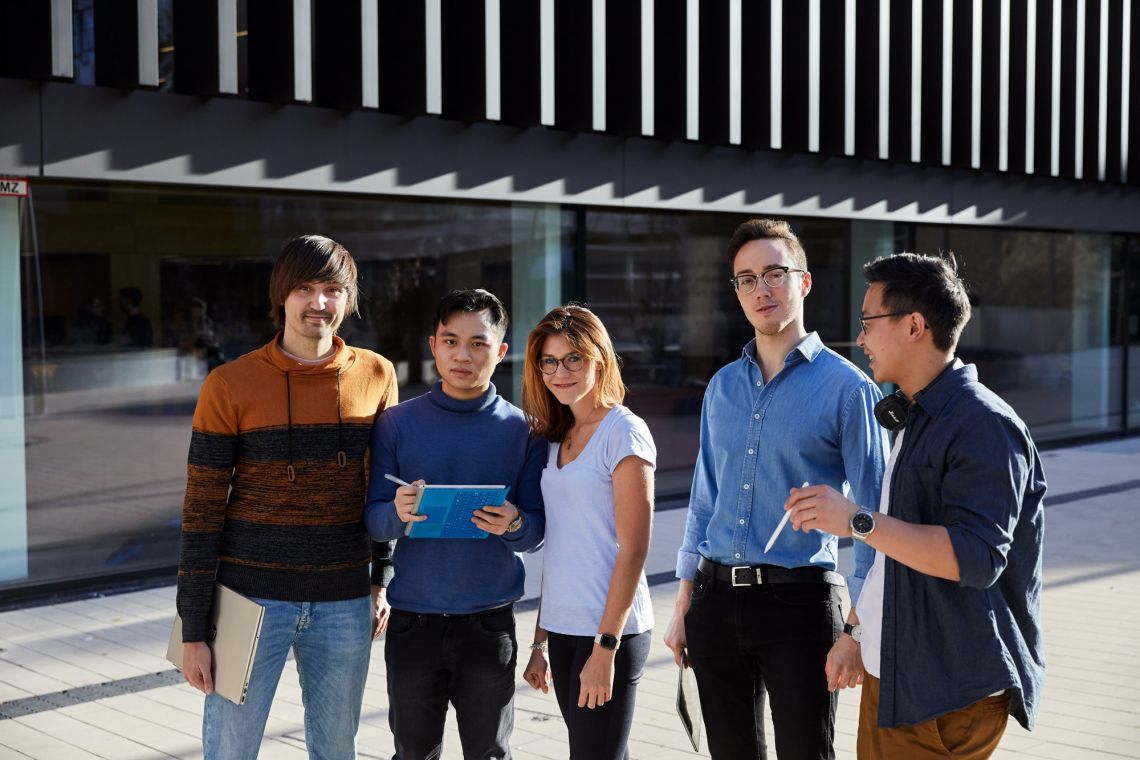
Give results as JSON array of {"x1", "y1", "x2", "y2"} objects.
[
  {"x1": 596, "y1": 633, "x2": 619, "y2": 651},
  {"x1": 852, "y1": 511, "x2": 875, "y2": 536}
]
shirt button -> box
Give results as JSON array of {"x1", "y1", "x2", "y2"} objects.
[
  {"x1": 735, "y1": 553, "x2": 741, "y2": 559},
  {"x1": 748, "y1": 448, "x2": 755, "y2": 455},
  {"x1": 753, "y1": 414, "x2": 760, "y2": 420},
  {"x1": 743, "y1": 484, "x2": 750, "y2": 490},
  {"x1": 756, "y1": 381, "x2": 762, "y2": 386},
  {"x1": 739, "y1": 519, "x2": 745, "y2": 525}
]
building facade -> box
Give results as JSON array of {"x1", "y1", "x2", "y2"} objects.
[{"x1": 1, "y1": 0, "x2": 1139, "y2": 601}]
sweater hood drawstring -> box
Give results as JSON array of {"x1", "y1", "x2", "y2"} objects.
[
  {"x1": 285, "y1": 371, "x2": 295, "y2": 482},
  {"x1": 284, "y1": 368, "x2": 347, "y2": 483},
  {"x1": 336, "y1": 369, "x2": 347, "y2": 468}
]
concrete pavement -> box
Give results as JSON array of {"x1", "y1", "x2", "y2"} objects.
[{"x1": 1, "y1": 437, "x2": 1138, "y2": 758}]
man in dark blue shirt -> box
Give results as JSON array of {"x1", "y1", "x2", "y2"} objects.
[{"x1": 785, "y1": 253, "x2": 1045, "y2": 758}]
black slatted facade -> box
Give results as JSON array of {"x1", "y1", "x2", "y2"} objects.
[{"x1": 0, "y1": 0, "x2": 1137, "y2": 186}]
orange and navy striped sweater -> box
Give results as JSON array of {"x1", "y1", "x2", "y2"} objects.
[{"x1": 176, "y1": 335, "x2": 398, "y2": 642}]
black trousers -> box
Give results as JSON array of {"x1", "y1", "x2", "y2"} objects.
[
  {"x1": 684, "y1": 567, "x2": 843, "y2": 760},
  {"x1": 547, "y1": 630, "x2": 652, "y2": 760},
  {"x1": 384, "y1": 605, "x2": 517, "y2": 760}
]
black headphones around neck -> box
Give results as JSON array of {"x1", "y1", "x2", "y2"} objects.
[{"x1": 873, "y1": 390, "x2": 910, "y2": 431}]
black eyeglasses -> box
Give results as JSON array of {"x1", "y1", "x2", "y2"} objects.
[
  {"x1": 539, "y1": 353, "x2": 586, "y2": 374},
  {"x1": 730, "y1": 266, "x2": 806, "y2": 294},
  {"x1": 859, "y1": 312, "x2": 909, "y2": 333}
]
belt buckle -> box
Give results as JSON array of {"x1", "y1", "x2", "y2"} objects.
[{"x1": 731, "y1": 566, "x2": 757, "y2": 587}]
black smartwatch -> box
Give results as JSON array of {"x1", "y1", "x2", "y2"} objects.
[
  {"x1": 594, "y1": 632, "x2": 620, "y2": 651},
  {"x1": 850, "y1": 510, "x2": 876, "y2": 542}
]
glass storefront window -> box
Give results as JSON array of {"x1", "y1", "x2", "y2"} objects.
[
  {"x1": 925, "y1": 225, "x2": 1127, "y2": 442},
  {"x1": 13, "y1": 182, "x2": 571, "y2": 594},
  {"x1": 1120, "y1": 235, "x2": 1140, "y2": 431}
]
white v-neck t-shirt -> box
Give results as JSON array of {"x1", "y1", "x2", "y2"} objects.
[{"x1": 538, "y1": 405, "x2": 657, "y2": 637}]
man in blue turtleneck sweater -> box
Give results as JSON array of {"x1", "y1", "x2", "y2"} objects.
[{"x1": 365, "y1": 289, "x2": 546, "y2": 760}]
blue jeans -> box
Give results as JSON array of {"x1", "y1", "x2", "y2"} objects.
[{"x1": 203, "y1": 595, "x2": 373, "y2": 760}]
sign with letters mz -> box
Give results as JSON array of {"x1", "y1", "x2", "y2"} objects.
[{"x1": 0, "y1": 178, "x2": 29, "y2": 197}]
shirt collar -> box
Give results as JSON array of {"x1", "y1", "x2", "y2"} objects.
[
  {"x1": 740, "y1": 332, "x2": 824, "y2": 368},
  {"x1": 913, "y1": 360, "x2": 975, "y2": 418}
]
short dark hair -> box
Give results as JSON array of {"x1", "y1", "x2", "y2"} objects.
[
  {"x1": 268, "y1": 235, "x2": 359, "y2": 329},
  {"x1": 727, "y1": 218, "x2": 808, "y2": 270},
  {"x1": 119, "y1": 286, "x2": 143, "y2": 307},
  {"x1": 433, "y1": 289, "x2": 509, "y2": 340},
  {"x1": 862, "y1": 252, "x2": 971, "y2": 352}
]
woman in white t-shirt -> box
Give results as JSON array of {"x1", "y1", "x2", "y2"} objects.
[{"x1": 520, "y1": 305, "x2": 656, "y2": 760}]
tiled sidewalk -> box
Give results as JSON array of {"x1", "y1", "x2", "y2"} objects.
[{"x1": 2, "y1": 438, "x2": 1139, "y2": 758}]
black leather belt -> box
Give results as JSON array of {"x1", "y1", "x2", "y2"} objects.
[
  {"x1": 698, "y1": 557, "x2": 846, "y2": 588},
  {"x1": 393, "y1": 603, "x2": 514, "y2": 622}
]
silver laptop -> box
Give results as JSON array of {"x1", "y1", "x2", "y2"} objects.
[{"x1": 167, "y1": 584, "x2": 265, "y2": 704}]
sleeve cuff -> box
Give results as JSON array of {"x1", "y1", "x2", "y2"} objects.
[
  {"x1": 181, "y1": 616, "x2": 210, "y2": 643},
  {"x1": 676, "y1": 550, "x2": 701, "y2": 581}
]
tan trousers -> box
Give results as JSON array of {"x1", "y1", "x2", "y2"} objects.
[{"x1": 858, "y1": 675, "x2": 1010, "y2": 759}]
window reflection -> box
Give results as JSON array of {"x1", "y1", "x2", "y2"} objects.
[
  {"x1": 17, "y1": 184, "x2": 537, "y2": 592},
  {"x1": 925, "y1": 226, "x2": 1126, "y2": 441}
]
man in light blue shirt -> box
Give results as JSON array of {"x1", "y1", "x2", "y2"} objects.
[{"x1": 664, "y1": 218, "x2": 888, "y2": 760}]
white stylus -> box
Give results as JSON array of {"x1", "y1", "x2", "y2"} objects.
[
  {"x1": 384, "y1": 473, "x2": 411, "y2": 487},
  {"x1": 764, "y1": 481, "x2": 810, "y2": 554}
]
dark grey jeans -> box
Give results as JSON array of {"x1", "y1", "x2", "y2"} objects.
[{"x1": 384, "y1": 605, "x2": 517, "y2": 760}]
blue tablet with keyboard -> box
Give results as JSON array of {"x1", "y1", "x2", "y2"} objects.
[{"x1": 404, "y1": 485, "x2": 510, "y2": 539}]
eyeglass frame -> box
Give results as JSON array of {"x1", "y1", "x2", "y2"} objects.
[
  {"x1": 729, "y1": 266, "x2": 807, "y2": 294},
  {"x1": 858, "y1": 311, "x2": 910, "y2": 333},
  {"x1": 538, "y1": 353, "x2": 587, "y2": 375}
]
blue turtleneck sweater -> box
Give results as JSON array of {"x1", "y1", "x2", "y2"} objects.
[{"x1": 365, "y1": 381, "x2": 546, "y2": 614}]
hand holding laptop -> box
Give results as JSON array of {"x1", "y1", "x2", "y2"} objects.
[{"x1": 182, "y1": 642, "x2": 214, "y2": 695}]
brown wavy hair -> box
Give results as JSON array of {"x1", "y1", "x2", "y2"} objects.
[{"x1": 522, "y1": 305, "x2": 626, "y2": 442}]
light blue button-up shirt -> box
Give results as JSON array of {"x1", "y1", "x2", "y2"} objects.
[{"x1": 676, "y1": 333, "x2": 889, "y2": 604}]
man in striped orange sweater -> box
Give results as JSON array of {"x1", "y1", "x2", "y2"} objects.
[{"x1": 177, "y1": 235, "x2": 399, "y2": 759}]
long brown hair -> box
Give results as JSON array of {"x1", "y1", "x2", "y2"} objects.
[{"x1": 522, "y1": 305, "x2": 626, "y2": 442}]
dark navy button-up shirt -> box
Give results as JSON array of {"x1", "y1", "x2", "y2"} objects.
[
  {"x1": 677, "y1": 333, "x2": 887, "y2": 602},
  {"x1": 878, "y1": 363, "x2": 1046, "y2": 730}
]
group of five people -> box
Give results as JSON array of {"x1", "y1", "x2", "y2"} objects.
[{"x1": 177, "y1": 218, "x2": 1045, "y2": 760}]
